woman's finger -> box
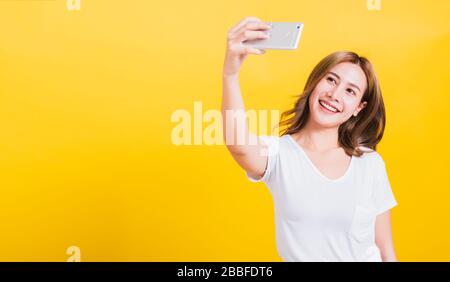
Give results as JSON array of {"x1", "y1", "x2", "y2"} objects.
[
  {"x1": 246, "y1": 47, "x2": 265, "y2": 55},
  {"x1": 232, "y1": 30, "x2": 270, "y2": 43},
  {"x1": 230, "y1": 21, "x2": 271, "y2": 40},
  {"x1": 227, "y1": 16, "x2": 263, "y2": 35},
  {"x1": 242, "y1": 21, "x2": 272, "y2": 32},
  {"x1": 235, "y1": 45, "x2": 265, "y2": 55}
]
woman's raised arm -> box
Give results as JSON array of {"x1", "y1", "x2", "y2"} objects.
[{"x1": 221, "y1": 17, "x2": 272, "y2": 179}]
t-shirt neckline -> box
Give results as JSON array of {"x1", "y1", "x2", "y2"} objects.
[{"x1": 286, "y1": 134, "x2": 354, "y2": 183}]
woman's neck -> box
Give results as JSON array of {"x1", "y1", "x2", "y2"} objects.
[{"x1": 293, "y1": 123, "x2": 341, "y2": 153}]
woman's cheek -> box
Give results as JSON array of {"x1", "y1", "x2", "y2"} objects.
[{"x1": 346, "y1": 103, "x2": 359, "y2": 116}]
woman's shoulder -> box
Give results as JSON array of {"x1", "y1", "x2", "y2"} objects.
[
  {"x1": 257, "y1": 134, "x2": 291, "y2": 144},
  {"x1": 255, "y1": 134, "x2": 292, "y2": 156},
  {"x1": 357, "y1": 145, "x2": 375, "y2": 153},
  {"x1": 356, "y1": 145, "x2": 385, "y2": 166}
]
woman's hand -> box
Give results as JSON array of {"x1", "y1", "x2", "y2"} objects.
[{"x1": 223, "y1": 17, "x2": 271, "y2": 76}]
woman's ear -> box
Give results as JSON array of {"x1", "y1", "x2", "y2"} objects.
[
  {"x1": 360, "y1": 101, "x2": 367, "y2": 110},
  {"x1": 353, "y1": 101, "x2": 367, "y2": 117}
]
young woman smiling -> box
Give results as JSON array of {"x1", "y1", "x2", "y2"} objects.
[{"x1": 222, "y1": 17, "x2": 398, "y2": 262}]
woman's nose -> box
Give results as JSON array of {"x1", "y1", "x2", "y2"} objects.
[{"x1": 326, "y1": 89, "x2": 339, "y2": 99}]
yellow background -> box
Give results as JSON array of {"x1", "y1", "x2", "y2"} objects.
[{"x1": 0, "y1": 0, "x2": 449, "y2": 261}]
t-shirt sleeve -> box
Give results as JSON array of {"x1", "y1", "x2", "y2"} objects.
[
  {"x1": 372, "y1": 158, "x2": 398, "y2": 215},
  {"x1": 245, "y1": 135, "x2": 280, "y2": 183}
]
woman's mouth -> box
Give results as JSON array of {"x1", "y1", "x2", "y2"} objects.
[{"x1": 319, "y1": 100, "x2": 340, "y2": 114}]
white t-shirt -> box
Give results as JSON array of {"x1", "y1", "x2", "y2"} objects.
[{"x1": 246, "y1": 134, "x2": 398, "y2": 262}]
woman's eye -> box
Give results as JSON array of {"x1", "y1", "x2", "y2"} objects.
[
  {"x1": 326, "y1": 77, "x2": 336, "y2": 84},
  {"x1": 347, "y1": 89, "x2": 356, "y2": 95}
]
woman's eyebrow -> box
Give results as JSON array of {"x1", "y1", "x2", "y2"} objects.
[{"x1": 328, "y1": 71, "x2": 361, "y2": 93}]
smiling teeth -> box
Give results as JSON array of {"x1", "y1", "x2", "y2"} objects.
[{"x1": 320, "y1": 100, "x2": 338, "y2": 113}]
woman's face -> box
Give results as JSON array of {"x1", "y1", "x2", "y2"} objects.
[{"x1": 308, "y1": 62, "x2": 368, "y2": 128}]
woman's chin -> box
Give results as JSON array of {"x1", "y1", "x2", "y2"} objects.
[{"x1": 312, "y1": 114, "x2": 342, "y2": 128}]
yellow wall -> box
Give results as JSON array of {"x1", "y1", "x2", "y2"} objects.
[{"x1": 0, "y1": 0, "x2": 449, "y2": 261}]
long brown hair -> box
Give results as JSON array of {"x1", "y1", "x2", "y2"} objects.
[{"x1": 275, "y1": 51, "x2": 386, "y2": 157}]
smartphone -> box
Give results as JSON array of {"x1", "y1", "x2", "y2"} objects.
[{"x1": 242, "y1": 22, "x2": 304, "y2": 50}]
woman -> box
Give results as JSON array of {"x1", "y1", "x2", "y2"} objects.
[{"x1": 222, "y1": 17, "x2": 398, "y2": 262}]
